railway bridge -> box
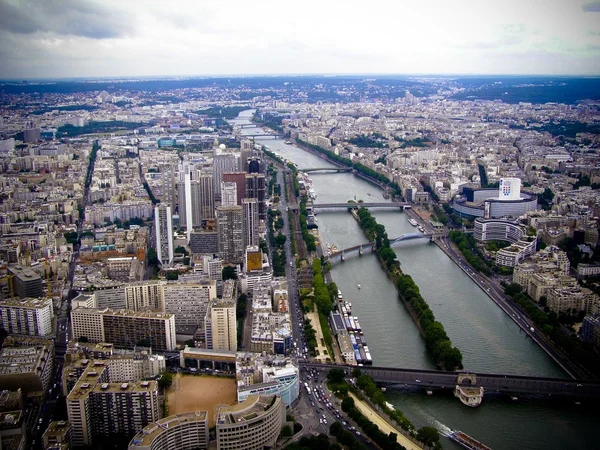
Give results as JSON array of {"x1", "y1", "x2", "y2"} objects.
[{"x1": 300, "y1": 362, "x2": 600, "y2": 405}]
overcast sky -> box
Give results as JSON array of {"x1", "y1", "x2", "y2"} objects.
[{"x1": 0, "y1": 0, "x2": 599, "y2": 79}]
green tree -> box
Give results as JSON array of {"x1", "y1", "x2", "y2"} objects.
[
  {"x1": 158, "y1": 371, "x2": 173, "y2": 389},
  {"x1": 282, "y1": 424, "x2": 293, "y2": 437},
  {"x1": 222, "y1": 266, "x2": 237, "y2": 280},
  {"x1": 417, "y1": 426, "x2": 440, "y2": 447},
  {"x1": 327, "y1": 368, "x2": 346, "y2": 383}
]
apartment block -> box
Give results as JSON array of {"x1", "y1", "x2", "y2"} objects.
[
  {"x1": 128, "y1": 412, "x2": 209, "y2": 450},
  {"x1": 0, "y1": 297, "x2": 53, "y2": 337},
  {"x1": 67, "y1": 362, "x2": 159, "y2": 447},
  {"x1": 71, "y1": 307, "x2": 176, "y2": 351}
]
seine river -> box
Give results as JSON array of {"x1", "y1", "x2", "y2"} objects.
[{"x1": 232, "y1": 111, "x2": 597, "y2": 450}]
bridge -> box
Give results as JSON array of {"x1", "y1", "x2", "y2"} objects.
[
  {"x1": 238, "y1": 123, "x2": 259, "y2": 128},
  {"x1": 300, "y1": 362, "x2": 600, "y2": 404},
  {"x1": 311, "y1": 202, "x2": 411, "y2": 211},
  {"x1": 303, "y1": 167, "x2": 354, "y2": 173},
  {"x1": 326, "y1": 233, "x2": 433, "y2": 264}
]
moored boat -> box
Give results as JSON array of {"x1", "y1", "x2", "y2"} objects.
[
  {"x1": 448, "y1": 430, "x2": 492, "y2": 450},
  {"x1": 408, "y1": 218, "x2": 418, "y2": 226}
]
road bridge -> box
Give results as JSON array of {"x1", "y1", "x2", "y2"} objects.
[
  {"x1": 303, "y1": 167, "x2": 354, "y2": 173},
  {"x1": 311, "y1": 202, "x2": 411, "y2": 211},
  {"x1": 327, "y1": 233, "x2": 433, "y2": 264},
  {"x1": 300, "y1": 362, "x2": 600, "y2": 403}
]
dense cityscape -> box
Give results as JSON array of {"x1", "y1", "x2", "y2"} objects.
[{"x1": 0, "y1": 73, "x2": 598, "y2": 450}]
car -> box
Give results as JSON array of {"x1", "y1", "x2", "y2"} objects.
[
  {"x1": 319, "y1": 418, "x2": 323, "y2": 424},
  {"x1": 415, "y1": 379, "x2": 421, "y2": 383},
  {"x1": 356, "y1": 431, "x2": 361, "y2": 436}
]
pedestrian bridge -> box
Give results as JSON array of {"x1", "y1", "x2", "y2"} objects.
[
  {"x1": 326, "y1": 233, "x2": 433, "y2": 264},
  {"x1": 300, "y1": 362, "x2": 600, "y2": 404}
]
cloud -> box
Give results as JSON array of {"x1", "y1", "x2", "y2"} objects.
[
  {"x1": 0, "y1": 0, "x2": 132, "y2": 39},
  {"x1": 582, "y1": 2, "x2": 600, "y2": 12}
]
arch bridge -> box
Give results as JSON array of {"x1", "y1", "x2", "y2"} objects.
[
  {"x1": 326, "y1": 232, "x2": 433, "y2": 264},
  {"x1": 303, "y1": 167, "x2": 354, "y2": 173}
]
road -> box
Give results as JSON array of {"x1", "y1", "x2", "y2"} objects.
[{"x1": 406, "y1": 206, "x2": 585, "y2": 379}]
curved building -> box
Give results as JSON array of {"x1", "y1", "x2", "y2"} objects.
[
  {"x1": 128, "y1": 411, "x2": 209, "y2": 450},
  {"x1": 453, "y1": 178, "x2": 537, "y2": 219},
  {"x1": 216, "y1": 395, "x2": 284, "y2": 450},
  {"x1": 474, "y1": 218, "x2": 537, "y2": 267}
]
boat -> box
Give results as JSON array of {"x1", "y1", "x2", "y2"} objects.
[
  {"x1": 418, "y1": 225, "x2": 425, "y2": 232},
  {"x1": 408, "y1": 218, "x2": 418, "y2": 227},
  {"x1": 357, "y1": 284, "x2": 361, "y2": 289},
  {"x1": 448, "y1": 430, "x2": 493, "y2": 450},
  {"x1": 284, "y1": 140, "x2": 293, "y2": 144}
]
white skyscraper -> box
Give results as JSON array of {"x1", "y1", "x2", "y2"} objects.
[
  {"x1": 154, "y1": 205, "x2": 174, "y2": 266},
  {"x1": 221, "y1": 181, "x2": 238, "y2": 206},
  {"x1": 242, "y1": 198, "x2": 259, "y2": 248}
]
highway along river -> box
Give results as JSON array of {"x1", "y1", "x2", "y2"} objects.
[{"x1": 233, "y1": 111, "x2": 597, "y2": 450}]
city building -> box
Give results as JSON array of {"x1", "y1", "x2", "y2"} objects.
[
  {"x1": 163, "y1": 281, "x2": 216, "y2": 332},
  {"x1": 242, "y1": 198, "x2": 259, "y2": 249},
  {"x1": 154, "y1": 204, "x2": 174, "y2": 266},
  {"x1": 67, "y1": 362, "x2": 159, "y2": 447},
  {"x1": 189, "y1": 230, "x2": 218, "y2": 255},
  {"x1": 244, "y1": 173, "x2": 266, "y2": 221},
  {"x1": 0, "y1": 337, "x2": 54, "y2": 394},
  {"x1": 43, "y1": 420, "x2": 72, "y2": 449},
  {"x1": 453, "y1": 178, "x2": 538, "y2": 219},
  {"x1": 236, "y1": 353, "x2": 299, "y2": 407},
  {"x1": 128, "y1": 412, "x2": 209, "y2": 450},
  {"x1": 205, "y1": 282, "x2": 237, "y2": 352},
  {"x1": 216, "y1": 205, "x2": 244, "y2": 264},
  {"x1": 8, "y1": 265, "x2": 43, "y2": 299},
  {"x1": 71, "y1": 307, "x2": 176, "y2": 351},
  {"x1": 220, "y1": 181, "x2": 238, "y2": 206},
  {"x1": 215, "y1": 394, "x2": 284, "y2": 450},
  {"x1": 474, "y1": 218, "x2": 537, "y2": 267},
  {"x1": 0, "y1": 297, "x2": 54, "y2": 337}
]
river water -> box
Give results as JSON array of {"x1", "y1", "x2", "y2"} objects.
[{"x1": 232, "y1": 111, "x2": 597, "y2": 450}]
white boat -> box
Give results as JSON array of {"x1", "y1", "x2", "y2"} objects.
[{"x1": 408, "y1": 218, "x2": 418, "y2": 227}]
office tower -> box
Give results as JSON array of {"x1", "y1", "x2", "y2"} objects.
[
  {"x1": 216, "y1": 205, "x2": 244, "y2": 264},
  {"x1": 8, "y1": 265, "x2": 42, "y2": 299},
  {"x1": 0, "y1": 298, "x2": 54, "y2": 336},
  {"x1": 245, "y1": 173, "x2": 266, "y2": 221},
  {"x1": 242, "y1": 198, "x2": 259, "y2": 248},
  {"x1": 179, "y1": 168, "x2": 214, "y2": 241},
  {"x1": 222, "y1": 172, "x2": 247, "y2": 205},
  {"x1": 162, "y1": 281, "x2": 216, "y2": 331},
  {"x1": 240, "y1": 139, "x2": 253, "y2": 172},
  {"x1": 154, "y1": 204, "x2": 174, "y2": 266},
  {"x1": 221, "y1": 181, "x2": 238, "y2": 206},
  {"x1": 213, "y1": 154, "x2": 240, "y2": 200},
  {"x1": 205, "y1": 282, "x2": 236, "y2": 351}
]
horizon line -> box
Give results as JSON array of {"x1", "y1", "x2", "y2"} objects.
[{"x1": 1, "y1": 73, "x2": 600, "y2": 83}]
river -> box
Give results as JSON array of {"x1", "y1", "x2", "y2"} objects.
[{"x1": 231, "y1": 110, "x2": 597, "y2": 450}]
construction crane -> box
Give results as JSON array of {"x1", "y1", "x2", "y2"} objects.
[{"x1": 0, "y1": 274, "x2": 15, "y2": 300}]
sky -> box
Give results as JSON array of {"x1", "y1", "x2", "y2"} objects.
[{"x1": 0, "y1": 0, "x2": 599, "y2": 79}]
